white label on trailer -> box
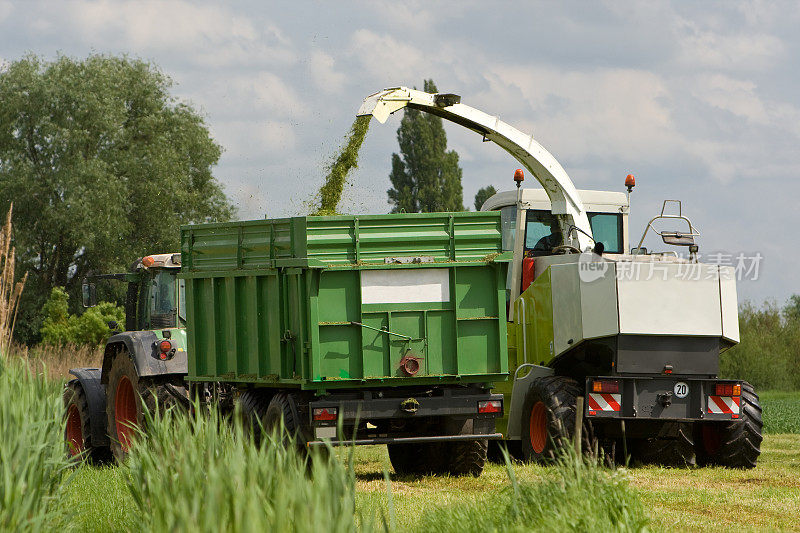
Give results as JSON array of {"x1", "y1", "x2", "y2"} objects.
[
  {"x1": 674, "y1": 382, "x2": 689, "y2": 399},
  {"x1": 360, "y1": 268, "x2": 450, "y2": 304}
]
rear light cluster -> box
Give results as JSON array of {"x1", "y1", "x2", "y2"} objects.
[
  {"x1": 158, "y1": 339, "x2": 174, "y2": 360},
  {"x1": 715, "y1": 383, "x2": 741, "y2": 397},
  {"x1": 592, "y1": 380, "x2": 619, "y2": 394},
  {"x1": 478, "y1": 400, "x2": 503, "y2": 414},
  {"x1": 313, "y1": 407, "x2": 338, "y2": 422}
]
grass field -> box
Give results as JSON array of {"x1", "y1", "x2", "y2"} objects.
[
  {"x1": 55, "y1": 433, "x2": 800, "y2": 533},
  {"x1": 4, "y1": 349, "x2": 798, "y2": 533}
]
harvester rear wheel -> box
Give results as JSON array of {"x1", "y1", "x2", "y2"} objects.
[
  {"x1": 631, "y1": 422, "x2": 696, "y2": 467},
  {"x1": 64, "y1": 380, "x2": 111, "y2": 463},
  {"x1": 697, "y1": 382, "x2": 762, "y2": 469},
  {"x1": 520, "y1": 376, "x2": 595, "y2": 462},
  {"x1": 105, "y1": 351, "x2": 187, "y2": 462}
]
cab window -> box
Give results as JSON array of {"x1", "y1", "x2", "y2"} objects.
[
  {"x1": 587, "y1": 213, "x2": 623, "y2": 254},
  {"x1": 524, "y1": 210, "x2": 560, "y2": 252},
  {"x1": 149, "y1": 270, "x2": 177, "y2": 328}
]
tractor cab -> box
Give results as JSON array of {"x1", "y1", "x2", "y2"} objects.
[{"x1": 82, "y1": 253, "x2": 184, "y2": 332}]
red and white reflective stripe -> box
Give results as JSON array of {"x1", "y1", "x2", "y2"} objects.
[
  {"x1": 587, "y1": 393, "x2": 621, "y2": 412},
  {"x1": 707, "y1": 395, "x2": 740, "y2": 414}
]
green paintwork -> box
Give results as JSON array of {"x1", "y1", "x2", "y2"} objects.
[
  {"x1": 180, "y1": 212, "x2": 510, "y2": 391},
  {"x1": 496, "y1": 266, "x2": 556, "y2": 433}
]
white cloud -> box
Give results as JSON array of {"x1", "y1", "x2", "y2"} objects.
[
  {"x1": 479, "y1": 66, "x2": 677, "y2": 162},
  {"x1": 63, "y1": 0, "x2": 294, "y2": 67},
  {"x1": 0, "y1": 1, "x2": 11, "y2": 23},
  {"x1": 676, "y1": 21, "x2": 784, "y2": 71},
  {"x1": 201, "y1": 72, "x2": 307, "y2": 120},
  {"x1": 308, "y1": 51, "x2": 346, "y2": 93},
  {"x1": 349, "y1": 29, "x2": 426, "y2": 82}
]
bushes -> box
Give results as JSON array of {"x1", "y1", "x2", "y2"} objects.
[
  {"x1": 720, "y1": 297, "x2": 800, "y2": 391},
  {"x1": 0, "y1": 355, "x2": 72, "y2": 531},
  {"x1": 40, "y1": 287, "x2": 123, "y2": 346}
]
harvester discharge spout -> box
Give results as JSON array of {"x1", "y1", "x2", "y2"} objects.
[{"x1": 357, "y1": 86, "x2": 593, "y2": 251}]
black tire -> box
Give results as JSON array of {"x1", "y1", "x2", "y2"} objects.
[
  {"x1": 520, "y1": 376, "x2": 595, "y2": 462},
  {"x1": 631, "y1": 422, "x2": 696, "y2": 467},
  {"x1": 444, "y1": 439, "x2": 488, "y2": 477},
  {"x1": 387, "y1": 442, "x2": 443, "y2": 476},
  {"x1": 487, "y1": 439, "x2": 522, "y2": 463},
  {"x1": 64, "y1": 380, "x2": 111, "y2": 463},
  {"x1": 239, "y1": 388, "x2": 272, "y2": 445},
  {"x1": 240, "y1": 390, "x2": 311, "y2": 453},
  {"x1": 106, "y1": 351, "x2": 186, "y2": 462},
  {"x1": 697, "y1": 382, "x2": 762, "y2": 469}
]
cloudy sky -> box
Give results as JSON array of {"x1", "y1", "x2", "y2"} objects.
[{"x1": 1, "y1": 1, "x2": 797, "y2": 302}]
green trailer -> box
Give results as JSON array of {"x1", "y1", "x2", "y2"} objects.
[
  {"x1": 179, "y1": 212, "x2": 509, "y2": 475},
  {"x1": 65, "y1": 211, "x2": 510, "y2": 476},
  {"x1": 181, "y1": 212, "x2": 509, "y2": 387}
]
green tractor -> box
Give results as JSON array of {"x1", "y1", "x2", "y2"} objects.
[{"x1": 64, "y1": 253, "x2": 189, "y2": 462}]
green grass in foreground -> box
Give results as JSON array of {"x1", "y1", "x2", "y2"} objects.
[
  {"x1": 58, "y1": 433, "x2": 800, "y2": 533},
  {"x1": 39, "y1": 390, "x2": 800, "y2": 532}
]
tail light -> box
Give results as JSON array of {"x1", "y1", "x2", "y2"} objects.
[
  {"x1": 592, "y1": 380, "x2": 619, "y2": 394},
  {"x1": 715, "y1": 383, "x2": 741, "y2": 396},
  {"x1": 477, "y1": 400, "x2": 502, "y2": 414},
  {"x1": 313, "y1": 407, "x2": 338, "y2": 422}
]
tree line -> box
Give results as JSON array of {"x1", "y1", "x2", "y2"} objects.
[{"x1": 0, "y1": 58, "x2": 498, "y2": 346}]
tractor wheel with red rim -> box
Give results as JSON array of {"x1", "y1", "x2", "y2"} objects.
[
  {"x1": 696, "y1": 381, "x2": 762, "y2": 468},
  {"x1": 106, "y1": 351, "x2": 186, "y2": 462},
  {"x1": 521, "y1": 376, "x2": 595, "y2": 463},
  {"x1": 64, "y1": 380, "x2": 112, "y2": 463}
]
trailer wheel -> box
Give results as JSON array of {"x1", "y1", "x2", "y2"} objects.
[
  {"x1": 106, "y1": 351, "x2": 186, "y2": 462},
  {"x1": 241, "y1": 391, "x2": 312, "y2": 453},
  {"x1": 520, "y1": 376, "x2": 595, "y2": 462},
  {"x1": 64, "y1": 381, "x2": 111, "y2": 463},
  {"x1": 697, "y1": 382, "x2": 762, "y2": 469},
  {"x1": 444, "y1": 439, "x2": 488, "y2": 477},
  {"x1": 631, "y1": 422, "x2": 696, "y2": 467}
]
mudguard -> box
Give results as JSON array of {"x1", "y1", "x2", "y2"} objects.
[
  {"x1": 507, "y1": 364, "x2": 555, "y2": 440},
  {"x1": 100, "y1": 330, "x2": 188, "y2": 384},
  {"x1": 67, "y1": 368, "x2": 110, "y2": 447}
]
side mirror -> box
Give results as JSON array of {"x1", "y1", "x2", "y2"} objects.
[
  {"x1": 631, "y1": 247, "x2": 648, "y2": 255},
  {"x1": 82, "y1": 282, "x2": 97, "y2": 308}
]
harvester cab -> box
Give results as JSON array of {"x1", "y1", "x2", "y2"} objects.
[{"x1": 360, "y1": 86, "x2": 762, "y2": 468}]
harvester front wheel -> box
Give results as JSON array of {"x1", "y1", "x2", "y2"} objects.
[
  {"x1": 64, "y1": 380, "x2": 111, "y2": 463},
  {"x1": 697, "y1": 382, "x2": 762, "y2": 468},
  {"x1": 520, "y1": 376, "x2": 594, "y2": 462}
]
